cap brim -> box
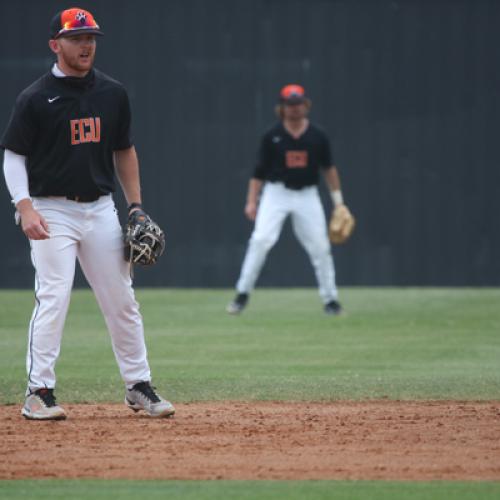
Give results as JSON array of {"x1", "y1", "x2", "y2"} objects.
[
  {"x1": 282, "y1": 97, "x2": 306, "y2": 105},
  {"x1": 54, "y1": 27, "x2": 104, "y2": 39}
]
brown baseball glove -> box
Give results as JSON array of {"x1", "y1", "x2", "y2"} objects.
[{"x1": 328, "y1": 204, "x2": 355, "y2": 244}]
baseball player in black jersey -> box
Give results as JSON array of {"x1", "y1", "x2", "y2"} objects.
[
  {"x1": 227, "y1": 84, "x2": 349, "y2": 315},
  {"x1": 1, "y1": 8, "x2": 174, "y2": 420}
]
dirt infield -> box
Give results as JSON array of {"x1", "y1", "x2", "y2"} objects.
[{"x1": 1, "y1": 401, "x2": 499, "y2": 480}]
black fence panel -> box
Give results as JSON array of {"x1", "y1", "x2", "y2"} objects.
[{"x1": 1, "y1": 0, "x2": 499, "y2": 287}]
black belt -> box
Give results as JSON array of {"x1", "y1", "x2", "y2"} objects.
[
  {"x1": 66, "y1": 194, "x2": 101, "y2": 202},
  {"x1": 268, "y1": 181, "x2": 315, "y2": 191}
]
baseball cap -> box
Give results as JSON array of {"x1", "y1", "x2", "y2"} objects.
[
  {"x1": 50, "y1": 7, "x2": 104, "y2": 39},
  {"x1": 279, "y1": 84, "x2": 307, "y2": 104}
]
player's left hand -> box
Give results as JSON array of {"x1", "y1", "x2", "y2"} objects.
[
  {"x1": 123, "y1": 208, "x2": 165, "y2": 265},
  {"x1": 328, "y1": 204, "x2": 355, "y2": 244}
]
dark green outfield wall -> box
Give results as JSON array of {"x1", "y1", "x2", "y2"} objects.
[{"x1": 1, "y1": 0, "x2": 499, "y2": 287}]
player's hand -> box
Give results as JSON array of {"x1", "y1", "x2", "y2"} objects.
[
  {"x1": 244, "y1": 201, "x2": 258, "y2": 221},
  {"x1": 19, "y1": 206, "x2": 50, "y2": 240}
]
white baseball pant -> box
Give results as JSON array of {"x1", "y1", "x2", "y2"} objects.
[
  {"x1": 27, "y1": 195, "x2": 151, "y2": 393},
  {"x1": 236, "y1": 182, "x2": 338, "y2": 303}
]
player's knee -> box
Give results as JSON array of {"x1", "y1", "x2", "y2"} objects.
[
  {"x1": 309, "y1": 241, "x2": 331, "y2": 260},
  {"x1": 37, "y1": 280, "x2": 72, "y2": 307},
  {"x1": 250, "y1": 234, "x2": 276, "y2": 252}
]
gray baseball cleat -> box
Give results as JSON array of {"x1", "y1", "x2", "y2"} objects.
[
  {"x1": 22, "y1": 388, "x2": 67, "y2": 420},
  {"x1": 226, "y1": 293, "x2": 249, "y2": 315},
  {"x1": 125, "y1": 381, "x2": 175, "y2": 418}
]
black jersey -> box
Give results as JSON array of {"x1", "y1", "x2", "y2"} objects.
[
  {"x1": 253, "y1": 122, "x2": 333, "y2": 190},
  {"x1": 0, "y1": 68, "x2": 132, "y2": 198}
]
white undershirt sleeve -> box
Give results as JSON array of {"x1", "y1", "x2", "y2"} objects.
[{"x1": 3, "y1": 149, "x2": 30, "y2": 205}]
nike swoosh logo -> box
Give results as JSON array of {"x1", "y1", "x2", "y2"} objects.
[{"x1": 48, "y1": 96, "x2": 60, "y2": 103}]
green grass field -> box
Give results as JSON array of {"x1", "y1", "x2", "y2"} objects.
[
  {"x1": 1, "y1": 479, "x2": 499, "y2": 500},
  {"x1": 1, "y1": 287, "x2": 499, "y2": 499}
]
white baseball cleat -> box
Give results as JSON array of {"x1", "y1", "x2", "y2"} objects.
[
  {"x1": 125, "y1": 381, "x2": 175, "y2": 418},
  {"x1": 22, "y1": 388, "x2": 67, "y2": 420}
]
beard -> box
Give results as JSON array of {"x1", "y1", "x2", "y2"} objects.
[{"x1": 60, "y1": 49, "x2": 95, "y2": 75}]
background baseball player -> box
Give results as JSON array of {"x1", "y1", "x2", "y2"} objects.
[
  {"x1": 1, "y1": 7, "x2": 174, "y2": 420},
  {"x1": 227, "y1": 84, "x2": 352, "y2": 315}
]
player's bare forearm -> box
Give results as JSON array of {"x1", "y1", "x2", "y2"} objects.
[
  {"x1": 114, "y1": 146, "x2": 142, "y2": 207},
  {"x1": 323, "y1": 166, "x2": 342, "y2": 192},
  {"x1": 245, "y1": 178, "x2": 263, "y2": 220}
]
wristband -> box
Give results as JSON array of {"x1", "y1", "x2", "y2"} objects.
[
  {"x1": 128, "y1": 202, "x2": 142, "y2": 212},
  {"x1": 330, "y1": 190, "x2": 344, "y2": 206}
]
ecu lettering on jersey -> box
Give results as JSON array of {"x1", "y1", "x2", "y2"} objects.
[
  {"x1": 285, "y1": 150, "x2": 308, "y2": 169},
  {"x1": 70, "y1": 117, "x2": 101, "y2": 145}
]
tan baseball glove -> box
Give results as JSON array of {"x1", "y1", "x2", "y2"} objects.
[{"x1": 328, "y1": 204, "x2": 356, "y2": 244}]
